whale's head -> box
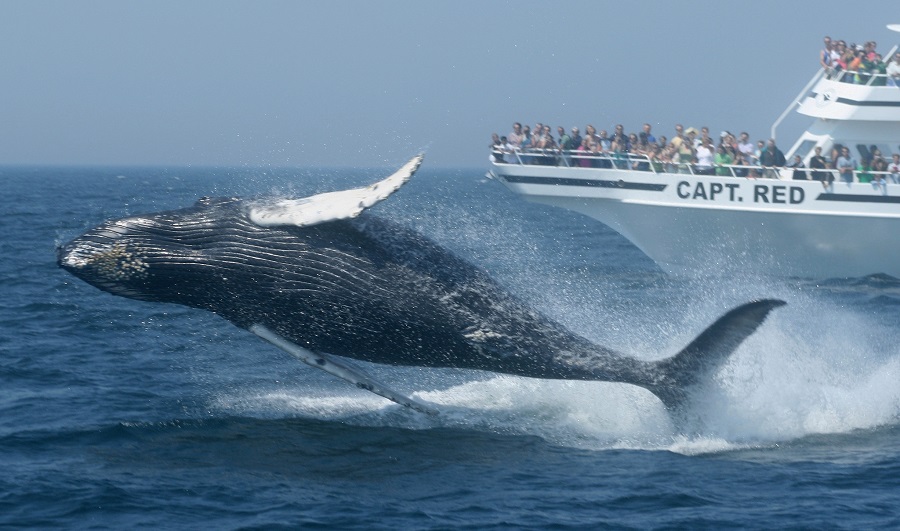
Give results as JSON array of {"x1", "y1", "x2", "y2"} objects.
[
  {"x1": 58, "y1": 197, "x2": 252, "y2": 305},
  {"x1": 59, "y1": 154, "x2": 424, "y2": 320}
]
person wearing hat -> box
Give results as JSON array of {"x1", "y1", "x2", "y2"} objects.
[
  {"x1": 677, "y1": 130, "x2": 696, "y2": 174},
  {"x1": 684, "y1": 127, "x2": 699, "y2": 150}
]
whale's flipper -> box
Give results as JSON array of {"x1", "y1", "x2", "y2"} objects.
[
  {"x1": 649, "y1": 299, "x2": 786, "y2": 411},
  {"x1": 249, "y1": 154, "x2": 424, "y2": 228},
  {"x1": 249, "y1": 324, "x2": 439, "y2": 416}
]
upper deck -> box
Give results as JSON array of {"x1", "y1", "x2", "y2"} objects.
[
  {"x1": 797, "y1": 71, "x2": 900, "y2": 123},
  {"x1": 778, "y1": 40, "x2": 900, "y2": 163}
]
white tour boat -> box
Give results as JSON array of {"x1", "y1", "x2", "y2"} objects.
[{"x1": 488, "y1": 28, "x2": 900, "y2": 279}]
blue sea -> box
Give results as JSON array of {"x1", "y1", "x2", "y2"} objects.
[{"x1": 2, "y1": 162, "x2": 900, "y2": 529}]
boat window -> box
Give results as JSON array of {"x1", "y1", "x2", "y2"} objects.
[
  {"x1": 793, "y1": 140, "x2": 818, "y2": 161},
  {"x1": 853, "y1": 143, "x2": 894, "y2": 162},
  {"x1": 873, "y1": 144, "x2": 894, "y2": 158}
]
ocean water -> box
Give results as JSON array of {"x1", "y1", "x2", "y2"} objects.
[{"x1": 2, "y1": 162, "x2": 900, "y2": 528}]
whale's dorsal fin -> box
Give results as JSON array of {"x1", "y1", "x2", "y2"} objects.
[
  {"x1": 248, "y1": 154, "x2": 424, "y2": 228},
  {"x1": 249, "y1": 324, "x2": 439, "y2": 416}
]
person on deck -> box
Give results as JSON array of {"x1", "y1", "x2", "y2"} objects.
[
  {"x1": 508, "y1": 123, "x2": 523, "y2": 148},
  {"x1": 856, "y1": 158, "x2": 874, "y2": 184},
  {"x1": 836, "y1": 146, "x2": 857, "y2": 183},
  {"x1": 809, "y1": 146, "x2": 831, "y2": 186},
  {"x1": 737, "y1": 132, "x2": 755, "y2": 165},
  {"x1": 695, "y1": 138, "x2": 715, "y2": 175},
  {"x1": 888, "y1": 153, "x2": 900, "y2": 184},
  {"x1": 759, "y1": 139, "x2": 786, "y2": 178},
  {"x1": 872, "y1": 155, "x2": 888, "y2": 189},
  {"x1": 714, "y1": 145, "x2": 734, "y2": 176},
  {"x1": 820, "y1": 36, "x2": 833, "y2": 70},
  {"x1": 887, "y1": 52, "x2": 900, "y2": 87},
  {"x1": 671, "y1": 124, "x2": 685, "y2": 149},
  {"x1": 787, "y1": 155, "x2": 808, "y2": 180},
  {"x1": 642, "y1": 123, "x2": 656, "y2": 145}
]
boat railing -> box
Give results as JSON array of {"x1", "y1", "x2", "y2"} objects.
[
  {"x1": 493, "y1": 148, "x2": 770, "y2": 177},
  {"x1": 823, "y1": 67, "x2": 897, "y2": 86},
  {"x1": 491, "y1": 149, "x2": 900, "y2": 183}
]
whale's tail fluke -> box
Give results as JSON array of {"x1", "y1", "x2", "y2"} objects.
[{"x1": 648, "y1": 299, "x2": 786, "y2": 411}]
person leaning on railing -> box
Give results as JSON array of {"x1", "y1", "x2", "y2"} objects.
[
  {"x1": 809, "y1": 146, "x2": 832, "y2": 186},
  {"x1": 731, "y1": 152, "x2": 749, "y2": 177},
  {"x1": 857, "y1": 158, "x2": 888, "y2": 186},
  {"x1": 759, "y1": 139, "x2": 786, "y2": 179},
  {"x1": 714, "y1": 145, "x2": 733, "y2": 176},
  {"x1": 575, "y1": 137, "x2": 594, "y2": 168},
  {"x1": 868, "y1": 53, "x2": 888, "y2": 86},
  {"x1": 649, "y1": 145, "x2": 664, "y2": 173},
  {"x1": 888, "y1": 52, "x2": 900, "y2": 87},
  {"x1": 872, "y1": 156, "x2": 889, "y2": 186},
  {"x1": 836, "y1": 146, "x2": 857, "y2": 183},
  {"x1": 889, "y1": 153, "x2": 900, "y2": 184},
  {"x1": 787, "y1": 155, "x2": 808, "y2": 180}
]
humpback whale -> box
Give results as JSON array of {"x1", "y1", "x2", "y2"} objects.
[{"x1": 58, "y1": 155, "x2": 785, "y2": 416}]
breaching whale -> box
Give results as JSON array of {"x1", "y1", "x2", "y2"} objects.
[{"x1": 58, "y1": 154, "x2": 785, "y2": 416}]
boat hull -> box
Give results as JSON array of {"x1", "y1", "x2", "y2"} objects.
[{"x1": 491, "y1": 163, "x2": 900, "y2": 279}]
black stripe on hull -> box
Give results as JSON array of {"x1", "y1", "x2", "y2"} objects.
[
  {"x1": 815, "y1": 193, "x2": 900, "y2": 204},
  {"x1": 834, "y1": 97, "x2": 900, "y2": 107},
  {"x1": 501, "y1": 175, "x2": 667, "y2": 191}
]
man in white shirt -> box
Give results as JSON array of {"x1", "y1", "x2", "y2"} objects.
[
  {"x1": 695, "y1": 138, "x2": 715, "y2": 175},
  {"x1": 889, "y1": 153, "x2": 900, "y2": 184},
  {"x1": 737, "y1": 132, "x2": 755, "y2": 164}
]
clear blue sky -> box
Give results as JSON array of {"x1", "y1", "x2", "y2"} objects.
[{"x1": 1, "y1": 0, "x2": 897, "y2": 168}]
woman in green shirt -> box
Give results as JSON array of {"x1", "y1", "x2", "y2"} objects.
[
  {"x1": 857, "y1": 160, "x2": 874, "y2": 183},
  {"x1": 715, "y1": 145, "x2": 734, "y2": 176}
]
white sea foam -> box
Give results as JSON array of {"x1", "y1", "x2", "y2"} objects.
[
  {"x1": 209, "y1": 181, "x2": 900, "y2": 454},
  {"x1": 209, "y1": 277, "x2": 900, "y2": 455}
]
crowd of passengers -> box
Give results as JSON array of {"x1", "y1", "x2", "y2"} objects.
[
  {"x1": 490, "y1": 122, "x2": 900, "y2": 185},
  {"x1": 820, "y1": 36, "x2": 900, "y2": 86},
  {"x1": 490, "y1": 37, "x2": 900, "y2": 184}
]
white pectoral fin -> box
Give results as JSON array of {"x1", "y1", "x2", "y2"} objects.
[
  {"x1": 249, "y1": 324, "x2": 438, "y2": 416},
  {"x1": 248, "y1": 154, "x2": 424, "y2": 228}
]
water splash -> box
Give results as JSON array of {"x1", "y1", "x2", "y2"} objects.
[{"x1": 203, "y1": 169, "x2": 900, "y2": 452}]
